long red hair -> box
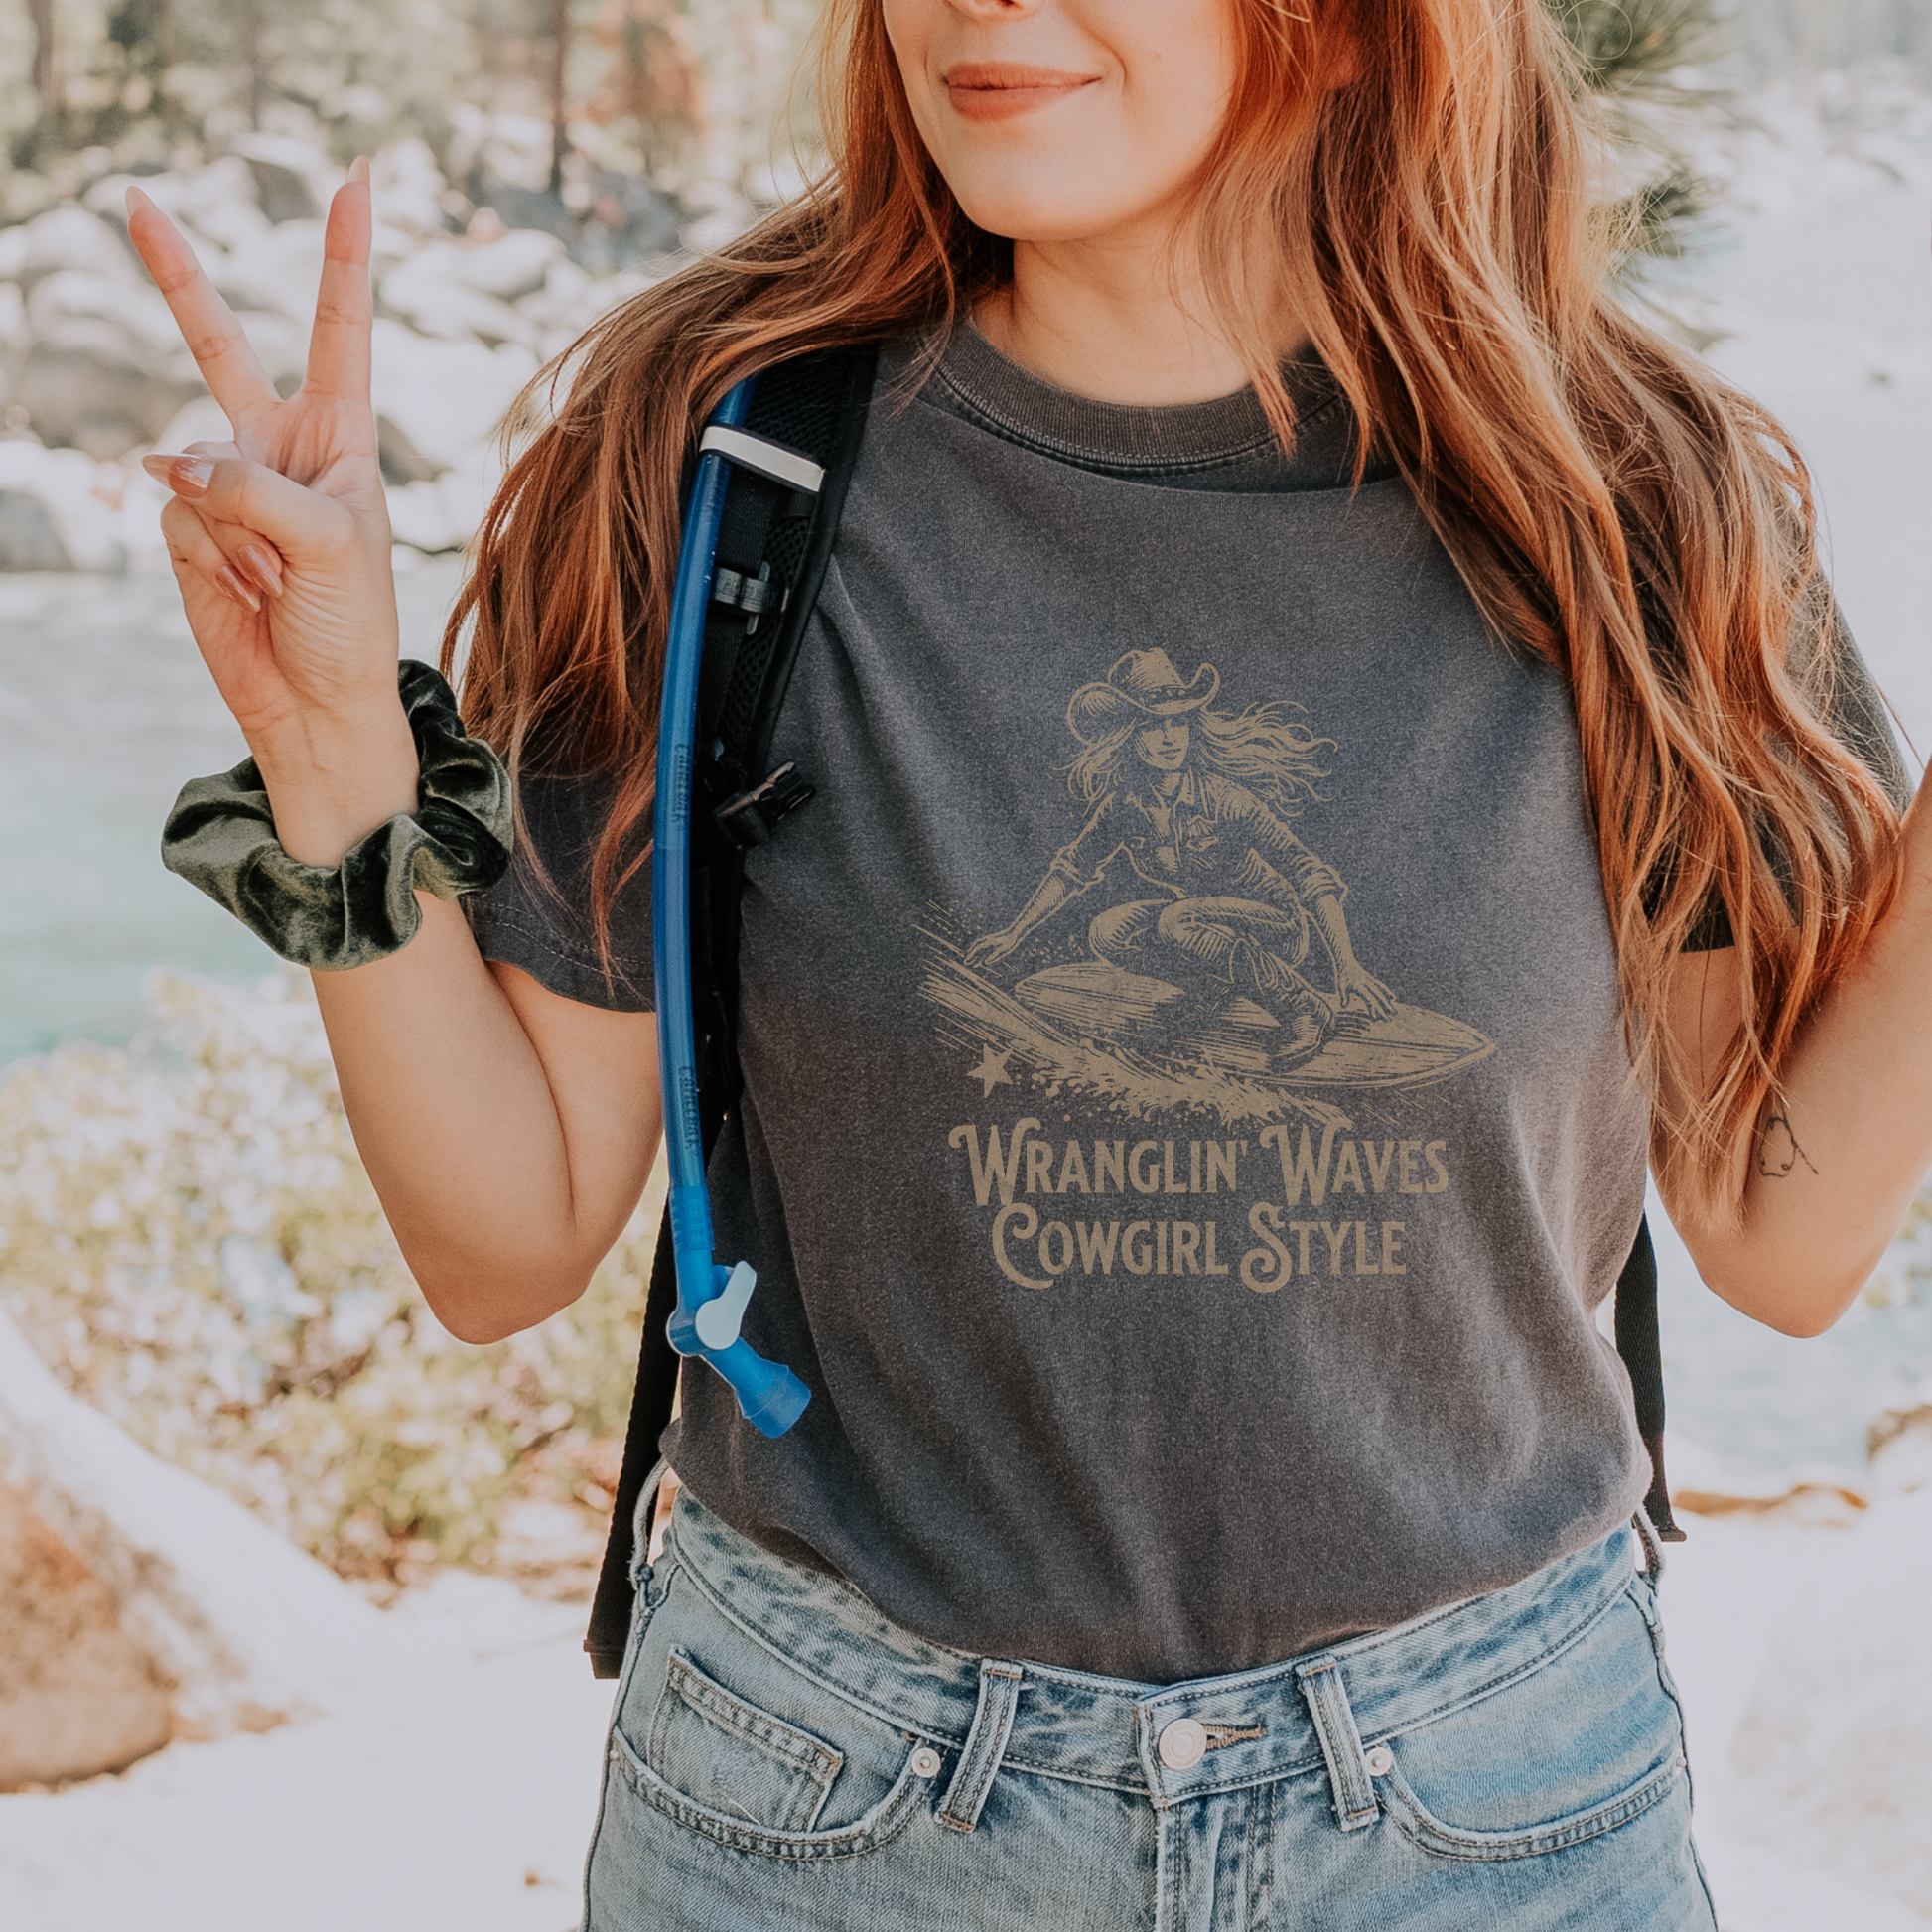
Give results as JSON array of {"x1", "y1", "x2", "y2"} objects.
[{"x1": 449, "y1": 0, "x2": 1903, "y2": 1220}]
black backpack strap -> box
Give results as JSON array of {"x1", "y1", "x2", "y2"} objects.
[
  {"x1": 695, "y1": 345, "x2": 881, "y2": 1106},
  {"x1": 584, "y1": 344, "x2": 881, "y2": 1679},
  {"x1": 1614, "y1": 1215, "x2": 1685, "y2": 1543}
]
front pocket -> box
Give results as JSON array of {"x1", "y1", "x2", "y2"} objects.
[
  {"x1": 1378, "y1": 1744, "x2": 1685, "y2": 1862},
  {"x1": 1371, "y1": 1586, "x2": 1690, "y2": 1863},
  {"x1": 611, "y1": 1714, "x2": 933, "y2": 1863},
  {"x1": 645, "y1": 1650, "x2": 844, "y2": 1834}
]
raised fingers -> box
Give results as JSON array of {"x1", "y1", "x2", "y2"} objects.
[
  {"x1": 305, "y1": 158, "x2": 374, "y2": 405},
  {"x1": 125, "y1": 188, "x2": 280, "y2": 429}
]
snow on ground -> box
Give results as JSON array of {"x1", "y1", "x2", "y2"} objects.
[{"x1": 0, "y1": 1575, "x2": 616, "y2": 1932}]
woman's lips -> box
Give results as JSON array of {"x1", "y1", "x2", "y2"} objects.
[{"x1": 942, "y1": 63, "x2": 1096, "y2": 123}]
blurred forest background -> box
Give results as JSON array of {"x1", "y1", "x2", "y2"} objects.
[{"x1": 0, "y1": 0, "x2": 820, "y2": 223}]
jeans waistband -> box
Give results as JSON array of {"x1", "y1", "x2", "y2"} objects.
[{"x1": 659, "y1": 1494, "x2": 1642, "y2": 1815}]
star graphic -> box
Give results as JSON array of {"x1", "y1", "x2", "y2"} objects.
[{"x1": 971, "y1": 1045, "x2": 1015, "y2": 1097}]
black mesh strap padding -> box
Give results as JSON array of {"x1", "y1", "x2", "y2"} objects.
[
  {"x1": 1614, "y1": 1216, "x2": 1685, "y2": 1542},
  {"x1": 584, "y1": 1205, "x2": 687, "y2": 1677},
  {"x1": 584, "y1": 344, "x2": 881, "y2": 1679}
]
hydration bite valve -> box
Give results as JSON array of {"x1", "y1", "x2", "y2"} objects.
[{"x1": 663, "y1": 1188, "x2": 810, "y2": 1442}]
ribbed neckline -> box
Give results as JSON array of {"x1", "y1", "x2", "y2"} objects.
[{"x1": 924, "y1": 320, "x2": 1352, "y2": 480}]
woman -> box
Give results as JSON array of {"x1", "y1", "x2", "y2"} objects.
[
  {"x1": 965, "y1": 646, "x2": 1396, "y2": 1070},
  {"x1": 129, "y1": 0, "x2": 1926, "y2": 1925}
]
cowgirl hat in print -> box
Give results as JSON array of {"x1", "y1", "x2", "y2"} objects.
[{"x1": 1068, "y1": 649, "x2": 1221, "y2": 742}]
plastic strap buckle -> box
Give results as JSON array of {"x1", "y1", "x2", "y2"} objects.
[
  {"x1": 714, "y1": 762, "x2": 816, "y2": 848},
  {"x1": 696, "y1": 425, "x2": 825, "y2": 495},
  {"x1": 711, "y1": 563, "x2": 787, "y2": 618}
]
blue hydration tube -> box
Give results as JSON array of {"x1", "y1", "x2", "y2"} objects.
[{"x1": 652, "y1": 376, "x2": 811, "y2": 1439}]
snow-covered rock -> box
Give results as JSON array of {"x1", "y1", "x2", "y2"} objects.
[
  {"x1": 0, "y1": 443, "x2": 137, "y2": 571},
  {"x1": 0, "y1": 1477, "x2": 174, "y2": 1787},
  {"x1": 0, "y1": 135, "x2": 675, "y2": 557},
  {"x1": 0, "y1": 485, "x2": 72, "y2": 568},
  {"x1": 368, "y1": 317, "x2": 533, "y2": 476},
  {"x1": 9, "y1": 207, "x2": 141, "y2": 288},
  {"x1": 0, "y1": 1306, "x2": 393, "y2": 1741},
  {"x1": 1870, "y1": 1402, "x2": 1932, "y2": 1496}
]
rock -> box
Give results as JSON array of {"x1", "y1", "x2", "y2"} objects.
[
  {"x1": 386, "y1": 458, "x2": 503, "y2": 554},
  {"x1": 84, "y1": 157, "x2": 274, "y2": 258},
  {"x1": 211, "y1": 221, "x2": 329, "y2": 329},
  {"x1": 368, "y1": 317, "x2": 535, "y2": 478},
  {"x1": 153, "y1": 395, "x2": 236, "y2": 455},
  {"x1": 0, "y1": 1480, "x2": 173, "y2": 1788},
  {"x1": 1869, "y1": 1403, "x2": 1932, "y2": 1495},
  {"x1": 26, "y1": 270, "x2": 193, "y2": 367},
  {"x1": 227, "y1": 134, "x2": 340, "y2": 226},
  {"x1": 12, "y1": 328, "x2": 199, "y2": 459},
  {"x1": 11, "y1": 207, "x2": 140, "y2": 289},
  {"x1": 1666, "y1": 1429, "x2": 1870, "y2": 1529},
  {"x1": 375, "y1": 416, "x2": 444, "y2": 486},
  {"x1": 378, "y1": 249, "x2": 539, "y2": 349},
  {"x1": 0, "y1": 282, "x2": 28, "y2": 361},
  {"x1": 369, "y1": 137, "x2": 454, "y2": 240},
  {"x1": 0, "y1": 443, "x2": 134, "y2": 571},
  {"x1": 574, "y1": 174, "x2": 682, "y2": 273},
  {"x1": 0, "y1": 488, "x2": 73, "y2": 570},
  {"x1": 0, "y1": 1307, "x2": 393, "y2": 1740},
  {"x1": 448, "y1": 228, "x2": 564, "y2": 302},
  {"x1": 1727, "y1": 1488, "x2": 1932, "y2": 1916}
]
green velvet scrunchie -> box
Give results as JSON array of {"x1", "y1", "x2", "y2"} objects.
[{"x1": 161, "y1": 659, "x2": 514, "y2": 972}]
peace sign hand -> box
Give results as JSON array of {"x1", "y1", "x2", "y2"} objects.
[{"x1": 129, "y1": 158, "x2": 419, "y2": 866}]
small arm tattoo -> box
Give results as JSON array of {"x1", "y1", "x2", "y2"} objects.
[{"x1": 1758, "y1": 1112, "x2": 1819, "y2": 1180}]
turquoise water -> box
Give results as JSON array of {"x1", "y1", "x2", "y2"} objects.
[{"x1": 0, "y1": 565, "x2": 464, "y2": 1063}]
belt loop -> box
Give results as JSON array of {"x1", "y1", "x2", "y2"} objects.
[
  {"x1": 627, "y1": 1457, "x2": 672, "y2": 1588},
  {"x1": 1297, "y1": 1657, "x2": 1380, "y2": 1833},
  {"x1": 937, "y1": 1662, "x2": 1024, "y2": 1833}
]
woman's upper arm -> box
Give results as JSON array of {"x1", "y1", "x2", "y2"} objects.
[{"x1": 489, "y1": 958, "x2": 664, "y2": 1255}]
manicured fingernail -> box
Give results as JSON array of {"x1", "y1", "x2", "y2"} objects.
[
  {"x1": 238, "y1": 543, "x2": 284, "y2": 598},
  {"x1": 142, "y1": 453, "x2": 214, "y2": 497},
  {"x1": 348, "y1": 156, "x2": 370, "y2": 186},
  {"x1": 215, "y1": 564, "x2": 261, "y2": 613},
  {"x1": 125, "y1": 185, "x2": 156, "y2": 215}
]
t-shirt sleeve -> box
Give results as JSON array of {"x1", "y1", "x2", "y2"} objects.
[
  {"x1": 464, "y1": 774, "x2": 655, "y2": 1012},
  {"x1": 1679, "y1": 605, "x2": 1914, "y2": 953}
]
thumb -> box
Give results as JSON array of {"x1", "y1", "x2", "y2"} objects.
[{"x1": 142, "y1": 452, "x2": 358, "y2": 562}]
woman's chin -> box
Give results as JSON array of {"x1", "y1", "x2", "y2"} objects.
[{"x1": 948, "y1": 181, "x2": 1167, "y2": 253}]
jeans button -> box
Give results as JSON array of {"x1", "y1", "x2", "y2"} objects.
[
  {"x1": 910, "y1": 1746, "x2": 942, "y2": 1778},
  {"x1": 1158, "y1": 1719, "x2": 1208, "y2": 1771},
  {"x1": 1363, "y1": 1744, "x2": 1395, "y2": 1777}
]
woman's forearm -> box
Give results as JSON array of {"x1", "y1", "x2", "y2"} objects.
[
  {"x1": 312, "y1": 899, "x2": 663, "y2": 1343},
  {"x1": 1665, "y1": 788, "x2": 1932, "y2": 1335}
]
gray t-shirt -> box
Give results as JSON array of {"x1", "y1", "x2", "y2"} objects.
[{"x1": 470, "y1": 327, "x2": 1908, "y2": 1681}]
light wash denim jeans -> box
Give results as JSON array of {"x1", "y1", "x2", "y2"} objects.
[{"x1": 583, "y1": 1483, "x2": 1717, "y2": 1931}]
